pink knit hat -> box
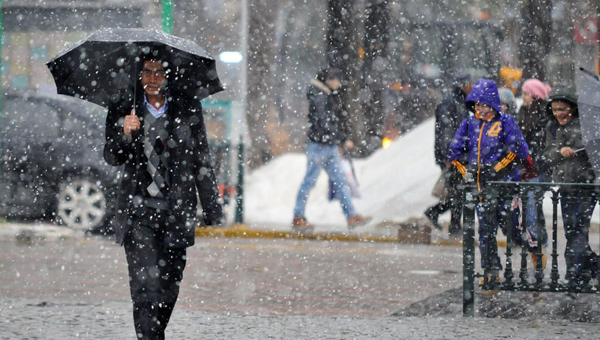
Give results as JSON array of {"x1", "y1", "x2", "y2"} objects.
[{"x1": 522, "y1": 79, "x2": 550, "y2": 99}]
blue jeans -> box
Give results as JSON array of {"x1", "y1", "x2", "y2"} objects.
[
  {"x1": 523, "y1": 175, "x2": 549, "y2": 251},
  {"x1": 294, "y1": 142, "x2": 356, "y2": 218}
]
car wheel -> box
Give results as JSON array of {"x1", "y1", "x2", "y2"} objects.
[{"x1": 57, "y1": 178, "x2": 107, "y2": 230}]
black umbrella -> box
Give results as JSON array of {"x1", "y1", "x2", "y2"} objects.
[
  {"x1": 577, "y1": 67, "x2": 600, "y2": 177},
  {"x1": 46, "y1": 28, "x2": 224, "y2": 108}
]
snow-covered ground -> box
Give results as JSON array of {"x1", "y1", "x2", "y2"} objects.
[{"x1": 241, "y1": 118, "x2": 441, "y2": 233}]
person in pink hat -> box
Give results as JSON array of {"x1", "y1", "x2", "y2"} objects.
[{"x1": 516, "y1": 78, "x2": 553, "y2": 267}]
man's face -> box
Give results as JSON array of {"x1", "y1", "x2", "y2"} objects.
[
  {"x1": 141, "y1": 60, "x2": 167, "y2": 97},
  {"x1": 551, "y1": 101, "x2": 574, "y2": 126},
  {"x1": 326, "y1": 77, "x2": 341, "y2": 91},
  {"x1": 461, "y1": 83, "x2": 473, "y2": 95}
]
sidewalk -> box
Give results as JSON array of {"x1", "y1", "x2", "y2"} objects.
[
  {"x1": 1, "y1": 297, "x2": 598, "y2": 340},
  {"x1": 0, "y1": 222, "x2": 598, "y2": 339}
]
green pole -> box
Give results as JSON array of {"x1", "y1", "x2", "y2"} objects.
[
  {"x1": 0, "y1": 0, "x2": 3, "y2": 111},
  {"x1": 0, "y1": 0, "x2": 4, "y2": 183},
  {"x1": 234, "y1": 139, "x2": 244, "y2": 224},
  {"x1": 162, "y1": 0, "x2": 173, "y2": 34}
]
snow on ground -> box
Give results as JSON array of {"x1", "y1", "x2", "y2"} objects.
[
  {"x1": 243, "y1": 118, "x2": 441, "y2": 233},
  {"x1": 241, "y1": 117, "x2": 600, "y2": 235}
]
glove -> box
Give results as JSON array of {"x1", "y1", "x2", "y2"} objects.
[
  {"x1": 521, "y1": 154, "x2": 538, "y2": 181},
  {"x1": 451, "y1": 160, "x2": 467, "y2": 179}
]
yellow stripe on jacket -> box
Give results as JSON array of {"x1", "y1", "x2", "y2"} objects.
[{"x1": 493, "y1": 152, "x2": 517, "y2": 172}]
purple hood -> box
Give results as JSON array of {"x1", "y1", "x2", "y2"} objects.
[{"x1": 466, "y1": 79, "x2": 503, "y2": 114}]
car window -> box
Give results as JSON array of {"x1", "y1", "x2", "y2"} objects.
[
  {"x1": 58, "y1": 102, "x2": 106, "y2": 140},
  {"x1": 2, "y1": 96, "x2": 60, "y2": 144}
]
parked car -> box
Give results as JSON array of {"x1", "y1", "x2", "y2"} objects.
[{"x1": 0, "y1": 91, "x2": 119, "y2": 233}]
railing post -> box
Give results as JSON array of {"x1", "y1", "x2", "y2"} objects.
[
  {"x1": 503, "y1": 184, "x2": 515, "y2": 290},
  {"x1": 549, "y1": 189, "x2": 560, "y2": 290},
  {"x1": 463, "y1": 185, "x2": 476, "y2": 317},
  {"x1": 534, "y1": 190, "x2": 546, "y2": 290},
  {"x1": 234, "y1": 138, "x2": 244, "y2": 224}
]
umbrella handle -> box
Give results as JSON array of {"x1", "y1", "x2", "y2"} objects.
[{"x1": 133, "y1": 60, "x2": 139, "y2": 116}]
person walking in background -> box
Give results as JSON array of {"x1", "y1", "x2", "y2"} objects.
[
  {"x1": 447, "y1": 79, "x2": 536, "y2": 278},
  {"x1": 424, "y1": 72, "x2": 472, "y2": 237},
  {"x1": 292, "y1": 68, "x2": 371, "y2": 232},
  {"x1": 104, "y1": 56, "x2": 223, "y2": 339},
  {"x1": 515, "y1": 79, "x2": 552, "y2": 267},
  {"x1": 542, "y1": 84, "x2": 599, "y2": 287}
]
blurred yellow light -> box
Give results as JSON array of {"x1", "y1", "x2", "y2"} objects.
[{"x1": 382, "y1": 137, "x2": 393, "y2": 149}]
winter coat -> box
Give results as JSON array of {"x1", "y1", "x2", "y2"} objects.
[
  {"x1": 542, "y1": 117, "x2": 596, "y2": 184},
  {"x1": 448, "y1": 113, "x2": 529, "y2": 190},
  {"x1": 516, "y1": 98, "x2": 551, "y2": 173},
  {"x1": 104, "y1": 92, "x2": 223, "y2": 248},
  {"x1": 447, "y1": 79, "x2": 530, "y2": 191},
  {"x1": 434, "y1": 86, "x2": 469, "y2": 167},
  {"x1": 306, "y1": 79, "x2": 350, "y2": 145}
]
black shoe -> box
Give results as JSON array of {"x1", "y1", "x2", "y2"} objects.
[{"x1": 424, "y1": 209, "x2": 442, "y2": 230}]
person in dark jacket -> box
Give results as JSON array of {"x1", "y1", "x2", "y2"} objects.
[
  {"x1": 104, "y1": 56, "x2": 223, "y2": 339},
  {"x1": 543, "y1": 84, "x2": 598, "y2": 285},
  {"x1": 424, "y1": 74, "x2": 472, "y2": 236},
  {"x1": 516, "y1": 79, "x2": 551, "y2": 262},
  {"x1": 447, "y1": 79, "x2": 536, "y2": 273},
  {"x1": 292, "y1": 68, "x2": 370, "y2": 232}
]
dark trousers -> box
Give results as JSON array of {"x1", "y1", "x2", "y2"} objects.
[
  {"x1": 124, "y1": 211, "x2": 187, "y2": 340},
  {"x1": 425, "y1": 171, "x2": 463, "y2": 234},
  {"x1": 476, "y1": 195, "x2": 512, "y2": 270},
  {"x1": 560, "y1": 191, "x2": 598, "y2": 279}
]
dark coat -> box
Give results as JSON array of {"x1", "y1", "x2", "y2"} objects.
[
  {"x1": 306, "y1": 79, "x2": 349, "y2": 145},
  {"x1": 434, "y1": 86, "x2": 469, "y2": 167},
  {"x1": 104, "y1": 92, "x2": 223, "y2": 248},
  {"x1": 542, "y1": 116, "x2": 596, "y2": 184},
  {"x1": 516, "y1": 98, "x2": 551, "y2": 173}
]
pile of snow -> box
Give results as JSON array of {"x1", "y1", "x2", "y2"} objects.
[{"x1": 242, "y1": 118, "x2": 441, "y2": 233}]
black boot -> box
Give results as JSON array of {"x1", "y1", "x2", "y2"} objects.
[{"x1": 424, "y1": 208, "x2": 442, "y2": 230}]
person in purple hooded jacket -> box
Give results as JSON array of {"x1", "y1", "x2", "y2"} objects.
[{"x1": 447, "y1": 79, "x2": 536, "y2": 274}]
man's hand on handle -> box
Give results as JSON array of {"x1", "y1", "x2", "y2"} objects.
[
  {"x1": 560, "y1": 147, "x2": 575, "y2": 158},
  {"x1": 123, "y1": 109, "x2": 140, "y2": 136}
]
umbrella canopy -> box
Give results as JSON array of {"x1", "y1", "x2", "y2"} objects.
[
  {"x1": 46, "y1": 28, "x2": 224, "y2": 108},
  {"x1": 577, "y1": 67, "x2": 600, "y2": 177}
]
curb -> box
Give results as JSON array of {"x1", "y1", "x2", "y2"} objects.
[
  {"x1": 0, "y1": 223, "x2": 75, "y2": 242},
  {"x1": 194, "y1": 225, "x2": 514, "y2": 248},
  {"x1": 195, "y1": 224, "x2": 401, "y2": 243},
  {"x1": 195, "y1": 224, "x2": 470, "y2": 246}
]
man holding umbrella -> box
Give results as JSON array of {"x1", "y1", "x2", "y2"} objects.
[
  {"x1": 104, "y1": 55, "x2": 223, "y2": 338},
  {"x1": 48, "y1": 29, "x2": 224, "y2": 339}
]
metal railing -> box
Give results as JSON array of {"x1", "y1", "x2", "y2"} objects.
[{"x1": 463, "y1": 182, "x2": 600, "y2": 316}]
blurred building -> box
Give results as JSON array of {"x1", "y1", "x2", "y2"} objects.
[{"x1": 1, "y1": 0, "x2": 159, "y2": 94}]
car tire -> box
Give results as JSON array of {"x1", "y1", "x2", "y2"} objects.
[{"x1": 57, "y1": 178, "x2": 107, "y2": 231}]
